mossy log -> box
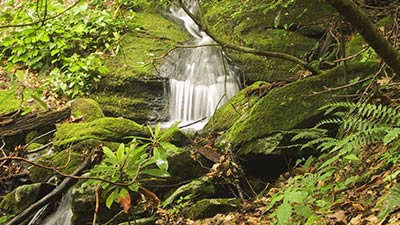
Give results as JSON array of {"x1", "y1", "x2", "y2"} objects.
[{"x1": 0, "y1": 107, "x2": 71, "y2": 138}]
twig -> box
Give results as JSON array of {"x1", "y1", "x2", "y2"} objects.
[
  {"x1": 25, "y1": 129, "x2": 56, "y2": 147},
  {"x1": 178, "y1": 117, "x2": 207, "y2": 129},
  {"x1": 307, "y1": 76, "x2": 372, "y2": 96},
  {"x1": 27, "y1": 142, "x2": 52, "y2": 154},
  {"x1": 0, "y1": 0, "x2": 82, "y2": 29},
  {"x1": 5, "y1": 149, "x2": 93, "y2": 225},
  {"x1": 333, "y1": 46, "x2": 369, "y2": 63}
]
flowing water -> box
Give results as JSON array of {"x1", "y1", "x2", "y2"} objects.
[
  {"x1": 28, "y1": 191, "x2": 72, "y2": 225},
  {"x1": 160, "y1": 0, "x2": 241, "y2": 130}
]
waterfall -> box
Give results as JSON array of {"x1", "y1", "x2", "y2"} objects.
[
  {"x1": 160, "y1": 0, "x2": 241, "y2": 130},
  {"x1": 40, "y1": 192, "x2": 73, "y2": 225}
]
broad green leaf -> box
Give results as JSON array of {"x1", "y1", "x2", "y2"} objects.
[
  {"x1": 285, "y1": 190, "x2": 308, "y2": 204},
  {"x1": 276, "y1": 201, "x2": 292, "y2": 225},
  {"x1": 103, "y1": 146, "x2": 117, "y2": 161},
  {"x1": 142, "y1": 168, "x2": 170, "y2": 178},
  {"x1": 264, "y1": 194, "x2": 284, "y2": 212},
  {"x1": 153, "y1": 147, "x2": 168, "y2": 170},
  {"x1": 128, "y1": 183, "x2": 140, "y2": 192},
  {"x1": 344, "y1": 154, "x2": 360, "y2": 161},
  {"x1": 116, "y1": 143, "x2": 125, "y2": 161},
  {"x1": 160, "y1": 122, "x2": 180, "y2": 140},
  {"x1": 106, "y1": 189, "x2": 119, "y2": 208},
  {"x1": 159, "y1": 142, "x2": 180, "y2": 153},
  {"x1": 119, "y1": 188, "x2": 129, "y2": 198}
]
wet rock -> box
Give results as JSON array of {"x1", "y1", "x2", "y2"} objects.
[
  {"x1": 183, "y1": 198, "x2": 240, "y2": 219},
  {"x1": 0, "y1": 183, "x2": 54, "y2": 214}
]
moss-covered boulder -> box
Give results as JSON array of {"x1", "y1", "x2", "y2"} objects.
[
  {"x1": 29, "y1": 150, "x2": 83, "y2": 182},
  {"x1": 94, "y1": 10, "x2": 189, "y2": 122},
  {"x1": 162, "y1": 177, "x2": 215, "y2": 208},
  {"x1": 203, "y1": 0, "x2": 334, "y2": 83},
  {"x1": 69, "y1": 98, "x2": 104, "y2": 122},
  {"x1": 227, "y1": 62, "x2": 378, "y2": 147},
  {"x1": 183, "y1": 198, "x2": 240, "y2": 219},
  {"x1": 53, "y1": 117, "x2": 149, "y2": 149},
  {"x1": 0, "y1": 89, "x2": 20, "y2": 115},
  {"x1": 0, "y1": 183, "x2": 54, "y2": 214},
  {"x1": 205, "y1": 81, "x2": 270, "y2": 132}
]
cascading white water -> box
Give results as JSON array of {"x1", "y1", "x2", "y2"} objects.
[
  {"x1": 161, "y1": 0, "x2": 241, "y2": 130},
  {"x1": 40, "y1": 192, "x2": 73, "y2": 225}
]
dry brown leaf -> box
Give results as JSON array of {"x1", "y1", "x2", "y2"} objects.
[
  {"x1": 328, "y1": 210, "x2": 347, "y2": 224},
  {"x1": 119, "y1": 194, "x2": 131, "y2": 214},
  {"x1": 352, "y1": 203, "x2": 366, "y2": 211}
]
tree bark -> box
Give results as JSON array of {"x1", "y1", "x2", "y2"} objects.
[
  {"x1": 0, "y1": 107, "x2": 71, "y2": 138},
  {"x1": 325, "y1": 0, "x2": 400, "y2": 75}
]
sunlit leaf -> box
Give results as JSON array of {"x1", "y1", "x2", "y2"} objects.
[{"x1": 142, "y1": 168, "x2": 170, "y2": 178}]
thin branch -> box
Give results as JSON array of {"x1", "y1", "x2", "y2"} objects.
[
  {"x1": 0, "y1": 0, "x2": 82, "y2": 29},
  {"x1": 307, "y1": 76, "x2": 372, "y2": 96},
  {"x1": 178, "y1": 0, "x2": 321, "y2": 75}
]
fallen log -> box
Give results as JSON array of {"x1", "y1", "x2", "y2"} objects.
[
  {"x1": 5, "y1": 151, "x2": 93, "y2": 225},
  {"x1": 0, "y1": 107, "x2": 71, "y2": 138}
]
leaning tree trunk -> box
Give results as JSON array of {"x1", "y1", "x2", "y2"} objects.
[{"x1": 325, "y1": 0, "x2": 400, "y2": 75}]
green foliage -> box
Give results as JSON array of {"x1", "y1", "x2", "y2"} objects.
[
  {"x1": 84, "y1": 123, "x2": 181, "y2": 210},
  {"x1": 0, "y1": 0, "x2": 133, "y2": 97},
  {"x1": 377, "y1": 184, "x2": 400, "y2": 221},
  {"x1": 266, "y1": 101, "x2": 400, "y2": 224},
  {"x1": 293, "y1": 102, "x2": 400, "y2": 157}
]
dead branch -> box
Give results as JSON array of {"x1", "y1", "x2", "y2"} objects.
[{"x1": 5, "y1": 149, "x2": 94, "y2": 225}]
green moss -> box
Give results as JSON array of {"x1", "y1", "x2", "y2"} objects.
[
  {"x1": 104, "y1": 12, "x2": 189, "y2": 82},
  {"x1": 29, "y1": 150, "x2": 82, "y2": 182},
  {"x1": 0, "y1": 90, "x2": 20, "y2": 114},
  {"x1": 53, "y1": 117, "x2": 149, "y2": 149},
  {"x1": 205, "y1": 81, "x2": 270, "y2": 132},
  {"x1": 184, "y1": 198, "x2": 240, "y2": 219},
  {"x1": 227, "y1": 62, "x2": 378, "y2": 145},
  {"x1": 203, "y1": 0, "x2": 333, "y2": 82},
  {"x1": 70, "y1": 98, "x2": 104, "y2": 122},
  {"x1": 243, "y1": 29, "x2": 316, "y2": 56},
  {"x1": 94, "y1": 92, "x2": 159, "y2": 122},
  {"x1": 0, "y1": 183, "x2": 42, "y2": 214}
]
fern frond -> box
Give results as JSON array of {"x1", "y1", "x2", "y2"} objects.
[
  {"x1": 291, "y1": 128, "x2": 327, "y2": 142},
  {"x1": 315, "y1": 117, "x2": 343, "y2": 128},
  {"x1": 378, "y1": 183, "x2": 400, "y2": 221}
]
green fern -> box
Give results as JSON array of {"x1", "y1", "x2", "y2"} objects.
[
  {"x1": 294, "y1": 101, "x2": 400, "y2": 156},
  {"x1": 377, "y1": 183, "x2": 400, "y2": 221}
]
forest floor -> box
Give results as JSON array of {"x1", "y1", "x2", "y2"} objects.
[{"x1": 160, "y1": 142, "x2": 400, "y2": 225}]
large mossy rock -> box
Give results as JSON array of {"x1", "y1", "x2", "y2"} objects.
[
  {"x1": 204, "y1": 81, "x2": 270, "y2": 132},
  {"x1": 29, "y1": 150, "x2": 83, "y2": 183},
  {"x1": 69, "y1": 98, "x2": 105, "y2": 122},
  {"x1": 203, "y1": 0, "x2": 334, "y2": 83},
  {"x1": 0, "y1": 183, "x2": 54, "y2": 214},
  {"x1": 183, "y1": 198, "x2": 240, "y2": 219},
  {"x1": 53, "y1": 117, "x2": 149, "y2": 149},
  {"x1": 94, "y1": 10, "x2": 189, "y2": 123},
  {"x1": 0, "y1": 90, "x2": 20, "y2": 115},
  {"x1": 226, "y1": 62, "x2": 378, "y2": 147}
]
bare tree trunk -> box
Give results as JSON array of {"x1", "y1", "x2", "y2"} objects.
[{"x1": 325, "y1": 0, "x2": 400, "y2": 75}]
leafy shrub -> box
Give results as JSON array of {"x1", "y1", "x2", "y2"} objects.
[
  {"x1": 0, "y1": 0, "x2": 132, "y2": 97},
  {"x1": 84, "y1": 123, "x2": 181, "y2": 212}
]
